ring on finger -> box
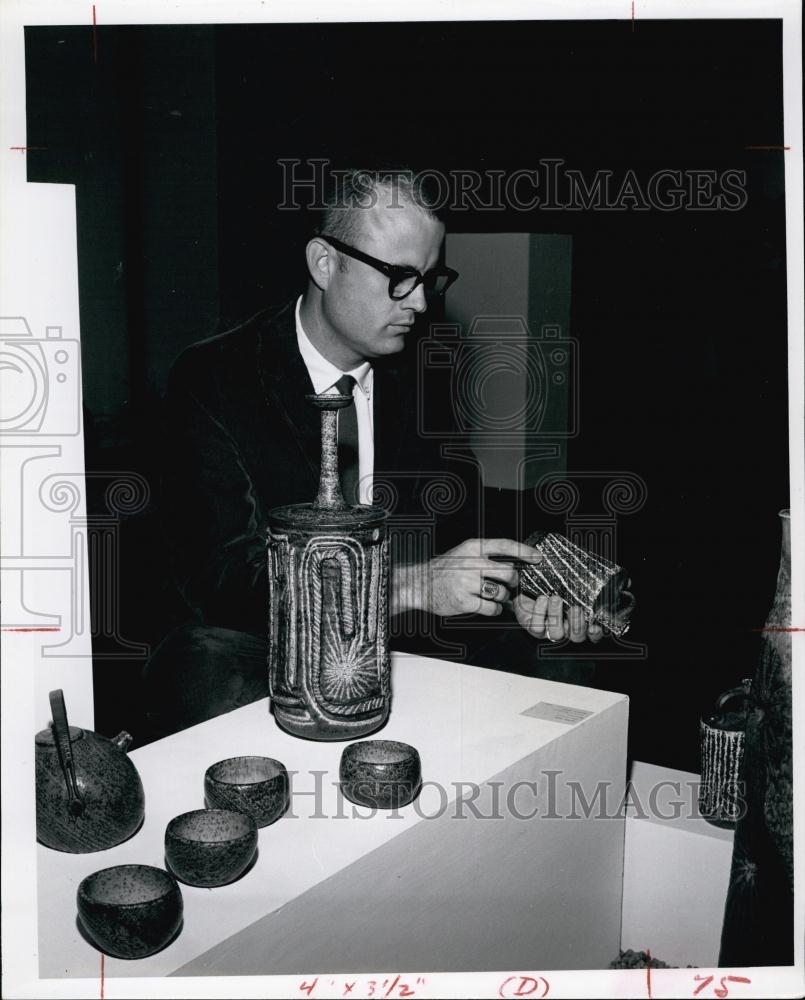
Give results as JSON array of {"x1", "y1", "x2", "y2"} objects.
[
  {"x1": 481, "y1": 579, "x2": 501, "y2": 600},
  {"x1": 546, "y1": 618, "x2": 564, "y2": 643}
]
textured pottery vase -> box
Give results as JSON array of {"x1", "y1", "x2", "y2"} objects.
[
  {"x1": 520, "y1": 529, "x2": 636, "y2": 636},
  {"x1": 698, "y1": 683, "x2": 750, "y2": 828},
  {"x1": 36, "y1": 690, "x2": 145, "y2": 853},
  {"x1": 267, "y1": 391, "x2": 391, "y2": 741},
  {"x1": 77, "y1": 865, "x2": 183, "y2": 960}
]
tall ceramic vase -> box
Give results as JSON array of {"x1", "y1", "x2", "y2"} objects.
[
  {"x1": 266, "y1": 390, "x2": 391, "y2": 740},
  {"x1": 757, "y1": 509, "x2": 793, "y2": 882},
  {"x1": 719, "y1": 508, "x2": 793, "y2": 966}
]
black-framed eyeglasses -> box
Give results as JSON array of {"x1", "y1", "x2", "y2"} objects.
[{"x1": 319, "y1": 234, "x2": 459, "y2": 301}]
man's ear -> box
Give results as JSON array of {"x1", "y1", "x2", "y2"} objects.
[{"x1": 305, "y1": 237, "x2": 335, "y2": 291}]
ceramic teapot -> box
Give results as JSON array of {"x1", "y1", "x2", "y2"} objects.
[{"x1": 35, "y1": 690, "x2": 145, "y2": 853}]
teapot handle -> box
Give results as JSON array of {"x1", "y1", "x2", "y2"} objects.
[
  {"x1": 49, "y1": 689, "x2": 85, "y2": 817},
  {"x1": 715, "y1": 678, "x2": 754, "y2": 712}
]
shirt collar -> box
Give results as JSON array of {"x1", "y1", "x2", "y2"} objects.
[{"x1": 295, "y1": 296, "x2": 373, "y2": 397}]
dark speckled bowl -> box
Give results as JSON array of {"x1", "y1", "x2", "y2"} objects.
[
  {"x1": 164, "y1": 809, "x2": 257, "y2": 887},
  {"x1": 204, "y1": 756, "x2": 289, "y2": 828},
  {"x1": 340, "y1": 740, "x2": 422, "y2": 809},
  {"x1": 77, "y1": 864, "x2": 183, "y2": 959}
]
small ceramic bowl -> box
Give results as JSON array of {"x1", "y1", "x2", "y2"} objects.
[
  {"x1": 165, "y1": 809, "x2": 257, "y2": 887},
  {"x1": 340, "y1": 740, "x2": 422, "y2": 809},
  {"x1": 204, "y1": 756, "x2": 289, "y2": 828},
  {"x1": 77, "y1": 864, "x2": 183, "y2": 959}
]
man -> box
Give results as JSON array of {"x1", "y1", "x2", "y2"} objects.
[{"x1": 144, "y1": 169, "x2": 599, "y2": 739}]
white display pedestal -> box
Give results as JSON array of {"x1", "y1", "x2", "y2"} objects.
[
  {"x1": 37, "y1": 652, "x2": 628, "y2": 978},
  {"x1": 620, "y1": 761, "x2": 735, "y2": 968}
]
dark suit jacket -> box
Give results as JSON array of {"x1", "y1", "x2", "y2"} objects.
[{"x1": 162, "y1": 300, "x2": 482, "y2": 638}]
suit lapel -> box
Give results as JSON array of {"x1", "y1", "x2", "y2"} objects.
[{"x1": 257, "y1": 302, "x2": 321, "y2": 481}]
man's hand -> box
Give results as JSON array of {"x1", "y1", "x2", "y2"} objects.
[
  {"x1": 512, "y1": 592, "x2": 604, "y2": 644},
  {"x1": 391, "y1": 538, "x2": 605, "y2": 644},
  {"x1": 392, "y1": 538, "x2": 543, "y2": 618}
]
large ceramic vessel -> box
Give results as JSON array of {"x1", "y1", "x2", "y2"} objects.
[
  {"x1": 719, "y1": 508, "x2": 793, "y2": 966},
  {"x1": 267, "y1": 391, "x2": 391, "y2": 740}
]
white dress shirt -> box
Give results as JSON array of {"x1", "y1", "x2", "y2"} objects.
[{"x1": 295, "y1": 296, "x2": 374, "y2": 505}]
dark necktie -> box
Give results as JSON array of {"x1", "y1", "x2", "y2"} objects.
[{"x1": 335, "y1": 374, "x2": 359, "y2": 505}]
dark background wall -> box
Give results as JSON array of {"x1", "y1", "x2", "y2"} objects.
[{"x1": 25, "y1": 20, "x2": 789, "y2": 770}]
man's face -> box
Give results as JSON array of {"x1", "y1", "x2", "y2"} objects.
[{"x1": 319, "y1": 200, "x2": 445, "y2": 366}]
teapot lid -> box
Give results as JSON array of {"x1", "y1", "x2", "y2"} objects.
[{"x1": 35, "y1": 726, "x2": 85, "y2": 746}]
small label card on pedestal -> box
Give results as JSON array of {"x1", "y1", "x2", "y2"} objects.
[{"x1": 522, "y1": 702, "x2": 594, "y2": 725}]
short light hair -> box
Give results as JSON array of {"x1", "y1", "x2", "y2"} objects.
[{"x1": 314, "y1": 167, "x2": 443, "y2": 248}]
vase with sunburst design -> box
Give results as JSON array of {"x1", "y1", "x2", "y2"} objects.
[{"x1": 266, "y1": 390, "x2": 391, "y2": 740}]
